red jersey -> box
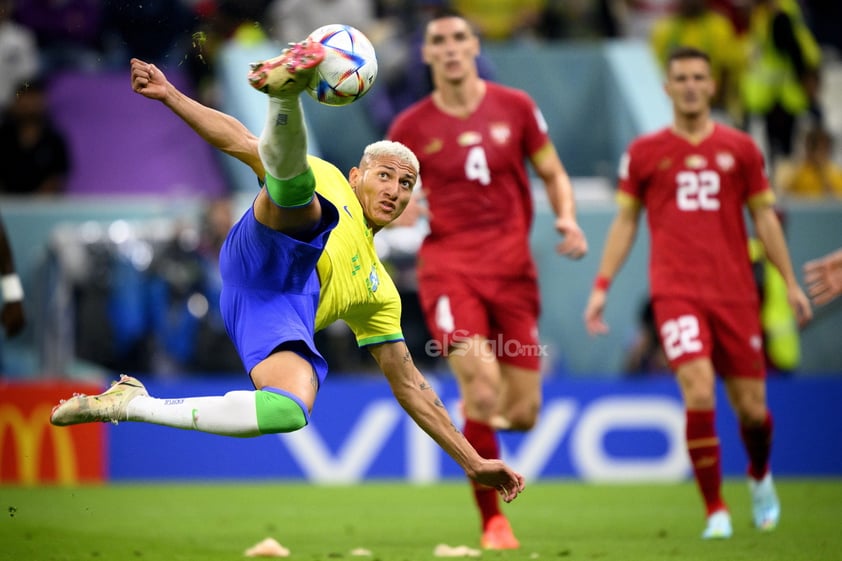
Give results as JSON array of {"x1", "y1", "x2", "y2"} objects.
[
  {"x1": 619, "y1": 123, "x2": 774, "y2": 303},
  {"x1": 387, "y1": 82, "x2": 551, "y2": 277}
]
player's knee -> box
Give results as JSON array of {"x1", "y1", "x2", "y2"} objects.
[
  {"x1": 503, "y1": 403, "x2": 540, "y2": 431},
  {"x1": 254, "y1": 388, "x2": 310, "y2": 434}
]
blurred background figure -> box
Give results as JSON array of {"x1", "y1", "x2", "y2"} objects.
[
  {"x1": 741, "y1": 0, "x2": 822, "y2": 167},
  {"x1": 535, "y1": 0, "x2": 624, "y2": 40},
  {"x1": 0, "y1": 0, "x2": 39, "y2": 111},
  {"x1": 147, "y1": 197, "x2": 241, "y2": 376},
  {"x1": 14, "y1": 0, "x2": 105, "y2": 72},
  {"x1": 778, "y1": 125, "x2": 842, "y2": 199},
  {"x1": 0, "y1": 212, "x2": 25, "y2": 374},
  {"x1": 452, "y1": 0, "x2": 546, "y2": 41},
  {"x1": 622, "y1": 297, "x2": 669, "y2": 376},
  {"x1": 0, "y1": 77, "x2": 70, "y2": 196},
  {"x1": 101, "y1": 0, "x2": 194, "y2": 69},
  {"x1": 650, "y1": 0, "x2": 744, "y2": 124},
  {"x1": 264, "y1": 0, "x2": 374, "y2": 44},
  {"x1": 621, "y1": 0, "x2": 679, "y2": 41},
  {"x1": 748, "y1": 210, "x2": 801, "y2": 376}
]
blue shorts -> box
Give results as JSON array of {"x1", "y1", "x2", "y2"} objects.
[{"x1": 218, "y1": 193, "x2": 339, "y2": 384}]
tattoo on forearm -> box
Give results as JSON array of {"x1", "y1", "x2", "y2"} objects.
[
  {"x1": 402, "y1": 350, "x2": 412, "y2": 364},
  {"x1": 434, "y1": 398, "x2": 444, "y2": 408}
]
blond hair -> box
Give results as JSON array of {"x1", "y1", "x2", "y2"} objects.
[{"x1": 361, "y1": 140, "x2": 420, "y2": 175}]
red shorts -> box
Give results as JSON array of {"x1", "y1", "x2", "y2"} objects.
[
  {"x1": 417, "y1": 272, "x2": 542, "y2": 370},
  {"x1": 652, "y1": 297, "x2": 766, "y2": 378}
]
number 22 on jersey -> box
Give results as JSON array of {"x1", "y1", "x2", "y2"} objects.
[{"x1": 677, "y1": 170, "x2": 720, "y2": 211}]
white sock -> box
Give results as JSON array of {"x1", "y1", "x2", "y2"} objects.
[
  {"x1": 259, "y1": 96, "x2": 309, "y2": 180},
  {"x1": 126, "y1": 391, "x2": 261, "y2": 437}
]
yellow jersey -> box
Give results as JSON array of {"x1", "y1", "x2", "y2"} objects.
[{"x1": 308, "y1": 156, "x2": 404, "y2": 347}]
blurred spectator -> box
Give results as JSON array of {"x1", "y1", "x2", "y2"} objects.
[
  {"x1": 748, "y1": 230, "x2": 800, "y2": 375},
  {"x1": 184, "y1": 0, "x2": 272, "y2": 105},
  {"x1": 0, "y1": 0, "x2": 39, "y2": 111},
  {"x1": 14, "y1": 0, "x2": 105, "y2": 72},
  {"x1": 264, "y1": 0, "x2": 375, "y2": 44},
  {"x1": 453, "y1": 0, "x2": 545, "y2": 41},
  {"x1": 0, "y1": 212, "x2": 25, "y2": 373},
  {"x1": 779, "y1": 126, "x2": 842, "y2": 199},
  {"x1": 708, "y1": 0, "x2": 751, "y2": 35},
  {"x1": 147, "y1": 197, "x2": 242, "y2": 375},
  {"x1": 0, "y1": 78, "x2": 70, "y2": 196},
  {"x1": 741, "y1": 0, "x2": 822, "y2": 165},
  {"x1": 802, "y1": 0, "x2": 842, "y2": 54},
  {"x1": 101, "y1": 0, "x2": 194, "y2": 68},
  {"x1": 650, "y1": 0, "x2": 744, "y2": 124},
  {"x1": 536, "y1": 0, "x2": 624, "y2": 40},
  {"x1": 622, "y1": 297, "x2": 669, "y2": 376},
  {"x1": 621, "y1": 0, "x2": 678, "y2": 40},
  {"x1": 373, "y1": 196, "x2": 440, "y2": 372}
]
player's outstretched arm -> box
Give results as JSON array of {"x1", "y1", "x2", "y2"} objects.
[
  {"x1": 129, "y1": 58, "x2": 264, "y2": 178},
  {"x1": 751, "y1": 205, "x2": 813, "y2": 325},
  {"x1": 369, "y1": 341, "x2": 525, "y2": 502},
  {"x1": 803, "y1": 248, "x2": 842, "y2": 306},
  {"x1": 532, "y1": 143, "x2": 588, "y2": 260},
  {"x1": 583, "y1": 203, "x2": 640, "y2": 336}
]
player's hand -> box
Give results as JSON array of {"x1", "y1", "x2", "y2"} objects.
[
  {"x1": 583, "y1": 289, "x2": 609, "y2": 336},
  {"x1": 554, "y1": 217, "x2": 587, "y2": 260},
  {"x1": 786, "y1": 283, "x2": 813, "y2": 326},
  {"x1": 803, "y1": 249, "x2": 842, "y2": 306},
  {"x1": 1, "y1": 301, "x2": 25, "y2": 337},
  {"x1": 468, "y1": 459, "x2": 525, "y2": 503},
  {"x1": 130, "y1": 58, "x2": 169, "y2": 101}
]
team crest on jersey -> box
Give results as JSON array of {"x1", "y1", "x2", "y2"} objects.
[
  {"x1": 685, "y1": 155, "x2": 707, "y2": 169},
  {"x1": 715, "y1": 151, "x2": 735, "y2": 172},
  {"x1": 366, "y1": 264, "x2": 380, "y2": 294},
  {"x1": 749, "y1": 334, "x2": 762, "y2": 351},
  {"x1": 423, "y1": 138, "x2": 443, "y2": 155},
  {"x1": 489, "y1": 123, "x2": 511, "y2": 145},
  {"x1": 458, "y1": 131, "x2": 482, "y2": 147}
]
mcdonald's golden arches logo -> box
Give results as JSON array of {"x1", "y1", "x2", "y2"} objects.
[{"x1": 0, "y1": 381, "x2": 105, "y2": 485}]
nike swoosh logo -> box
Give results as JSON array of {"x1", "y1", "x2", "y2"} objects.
[{"x1": 343, "y1": 205, "x2": 352, "y2": 217}]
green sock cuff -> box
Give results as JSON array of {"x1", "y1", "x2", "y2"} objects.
[
  {"x1": 265, "y1": 168, "x2": 316, "y2": 208},
  {"x1": 254, "y1": 388, "x2": 309, "y2": 434}
]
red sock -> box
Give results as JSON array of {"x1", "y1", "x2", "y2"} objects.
[
  {"x1": 686, "y1": 409, "x2": 726, "y2": 515},
  {"x1": 740, "y1": 411, "x2": 773, "y2": 480},
  {"x1": 463, "y1": 418, "x2": 500, "y2": 528}
]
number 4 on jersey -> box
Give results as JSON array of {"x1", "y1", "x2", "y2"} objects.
[{"x1": 465, "y1": 146, "x2": 490, "y2": 186}]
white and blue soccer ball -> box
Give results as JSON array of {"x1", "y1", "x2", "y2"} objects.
[{"x1": 305, "y1": 24, "x2": 378, "y2": 106}]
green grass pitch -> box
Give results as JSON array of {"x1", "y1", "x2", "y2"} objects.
[{"x1": 2, "y1": 479, "x2": 841, "y2": 560}]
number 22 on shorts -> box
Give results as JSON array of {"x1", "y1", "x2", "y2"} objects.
[{"x1": 660, "y1": 314, "x2": 702, "y2": 360}]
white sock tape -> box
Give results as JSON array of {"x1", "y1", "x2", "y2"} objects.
[{"x1": 1, "y1": 274, "x2": 23, "y2": 302}]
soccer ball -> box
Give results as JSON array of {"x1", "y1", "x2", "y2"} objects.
[{"x1": 305, "y1": 24, "x2": 378, "y2": 106}]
